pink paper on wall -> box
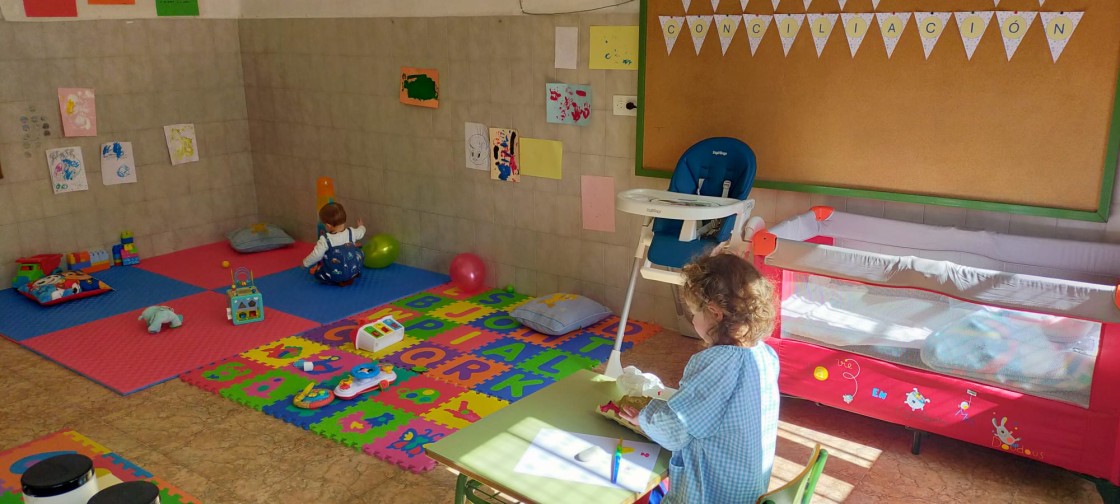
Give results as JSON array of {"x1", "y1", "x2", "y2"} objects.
[
  {"x1": 57, "y1": 88, "x2": 97, "y2": 137},
  {"x1": 581, "y1": 175, "x2": 616, "y2": 232}
]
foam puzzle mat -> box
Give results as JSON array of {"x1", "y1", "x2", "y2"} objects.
[
  {"x1": 0, "y1": 430, "x2": 199, "y2": 503},
  {"x1": 181, "y1": 284, "x2": 660, "y2": 474}
]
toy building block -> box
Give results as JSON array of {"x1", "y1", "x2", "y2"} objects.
[
  {"x1": 66, "y1": 248, "x2": 112, "y2": 273},
  {"x1": 226, "y1": 267, "x2": 264, "y2": 325},
  {"x1": 115, "y1": 231, "x2": 140, "y2": 266},
  {"x1": 12, "y1": 254, "x2": 63, "y2": 289},
  {"x1": 354, "y1": 316, "x2": 406, "y2": 353}
]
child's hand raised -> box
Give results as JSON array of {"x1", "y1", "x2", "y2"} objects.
[
  {"x1": 357, "y1": 219, "x2": 364, "y2": 228},
  {"x1": 622, "y1": 405, "x2": 640, "y2": 425}
]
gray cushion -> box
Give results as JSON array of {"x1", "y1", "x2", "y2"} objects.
[
  {"x1": 227, "y1": 223, "x2": 295, "y2": 253},
  {"x1": 510, "y1": 293, "x2": 612, "y2": 336}
]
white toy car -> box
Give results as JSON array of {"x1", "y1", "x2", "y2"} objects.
[{"x1": 333, "y1": 362, "x2": 397, "y2": 400}]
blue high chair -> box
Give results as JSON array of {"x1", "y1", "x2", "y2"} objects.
[{"x1": 607, "y1": 137, "x2": 762, "y2": 377}]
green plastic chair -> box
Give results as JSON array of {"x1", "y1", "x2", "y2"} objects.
[{"x1": 756, "y1": 444, "x2": 829, "y2": 504}]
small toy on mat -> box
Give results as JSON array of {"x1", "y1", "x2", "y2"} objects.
[
  {"x1": 598, "y1": 395, "x2": 653, "y2": 438},
  {"x1": 113, "y1": 231, "x2": 140, "y2": 266},
  {"x1": 226, "y1": 266, "x2": 264, "y2": 325},
  {"x1": 12, "y1": 254, "x2": 63, "y2": 289},
  {"x1": 139, "y1": 305, "x2": 184, "y2": 334},
  {"x1": 334, "y1": 362, "x2": 397, "y2": 400},
  {"x1": 354, "y1": 316, "x2": 405, "y2": 352},
  {"x1": 293, "y1": 382, "x2": 336, "y2": 409}
]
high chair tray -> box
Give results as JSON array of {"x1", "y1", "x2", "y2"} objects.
[{"x1": 617, "y1": 189, "x2": 746, "y2": 220}]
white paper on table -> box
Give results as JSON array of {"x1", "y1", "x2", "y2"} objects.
[
  {"x1": 555, "y1": 27, "x2": 578, "y2": 69},
  {"x1": 515, "y1": 428, "x2": 661, "y2": 493}
]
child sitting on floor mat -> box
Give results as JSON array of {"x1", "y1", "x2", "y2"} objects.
[{"x1": 302, "y1": 202, "x2": 365, "y2": 286}]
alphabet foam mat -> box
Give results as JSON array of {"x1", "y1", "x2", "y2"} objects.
[
  {"x1": 181, "y1": 284, "x2": 660, "y2": 474},
  {"x1": 0, "y1": 429, "x2": 199, "y2": 503}
]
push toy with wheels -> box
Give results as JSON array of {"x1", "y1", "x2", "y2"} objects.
[{"x1": 334, "y1": 362, "x2": 397, "y2": 400}]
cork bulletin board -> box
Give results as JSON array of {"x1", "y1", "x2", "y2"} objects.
[{"x1": 637, "y1": 0, "x2": 1120, "y2": 221}]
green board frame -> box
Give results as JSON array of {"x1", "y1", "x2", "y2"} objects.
[{"x1": 635, "y1": 0, "x2": 1120, "y2": 223}]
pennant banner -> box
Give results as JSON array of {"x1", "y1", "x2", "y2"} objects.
[
  {"x1": 660, "y1": 16, "x2": 686, "y2": 55},
  {"x1": 710, "y1": 0, "x2": 720, "y2": 11},
  {"x1": 915, "y1": 12, "x2": 951, "y2": 60},
  {"x1": 871, "y1": 0, "x2": 881, "y2": 9},
  {"x1": 772, "y1": 0, "x2": 780, "y2": 10},
  {"x1": 996, "y1": 11, "x2": 1037, "y2": 61},
  {"x1": 838, "y1": 0, "x2": 847, "y2": 9},
  {"x1": 807, "y1": 13, "x2": 838, "y2": 57},
  {"x1": 686, "y1": 15, "x2": 713, "y2": 55},
  {"x1": 714, "y1": 14, "x2": 743, "y2": 55},
  {"x1": 774, "y1": 13, "x2": 805, "y2": 57},
  {"x1": 994, "y1": 0, "x2": 1000, "y2": 6},
  {"x1": 954, "y1": 11, "x2": 993, "y2": 60},
  {"x1": 682, "y1": 0, "x2": 692, "y2": 12},
  {"x1": 841, "y1": 13, "x2": 874, "y2": 57},
  {"x1": 876, "y1": 12, "x2": 910, "y2": 59},
  {"x1": 744, "y1": 14, "x2": 773, "y2": 56},
  {"x1": 1040, "y1": 11, "x2": 1082, "y2": 63},
  {"x1": 741, "y1": 0, "x2": 749, "y2": 11},
  {"x1": 803, "y1": 0, "x2": 812, "y2": 10}
]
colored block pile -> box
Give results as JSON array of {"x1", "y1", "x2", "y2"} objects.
[{"x1": 181, "y1": 283, "x2": 660, "y2": 473}]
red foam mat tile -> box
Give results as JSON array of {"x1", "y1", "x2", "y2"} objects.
[
  {"x1": 23, "y1": 291, "x2": 319, "y2": 394},
  {"x1": 135, "y1": 241, "x2": 315, "y2": 289}
]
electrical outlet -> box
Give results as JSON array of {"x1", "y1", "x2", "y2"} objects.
[{"x1": 613, "y1": 95, "x2": 638, "y2": 116}]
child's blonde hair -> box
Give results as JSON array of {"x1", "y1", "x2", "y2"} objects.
[{"x1": 680, "y1": 253, "x2": 776, "y2": 348}]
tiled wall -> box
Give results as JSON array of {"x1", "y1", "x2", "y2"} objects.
[
  {"x1": 240, "y1": 13, "x2": 1120, "y2": 330},
  {"x1": 0, "y1": 18, "x2": 255, "y2": 283}
]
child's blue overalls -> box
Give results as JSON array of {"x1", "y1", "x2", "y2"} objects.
[{"x1": 314, "y1": 229, "x2": 364, "y2": 284}]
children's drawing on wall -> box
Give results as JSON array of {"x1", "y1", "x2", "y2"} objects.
[
  {"x1": 163, "y1": 123, "x2": 199, "y2": 165},
  {"x1": 489, "y1": 128, "x2": 520, "y2": 183},
  {"x1": 19, "y1": 104, "x2": 53, "y2": 159},
  {"x1": 100, "y1": 141, "x2": 137, "y2": 186},
  {"x1": 155, "y1": 0, "x2": 199, "y2": 16},
  {"x1": 57, "y1": 88, "x2": 97, "y2": 137},
  {"x1": 589, "y1": 26, "x2": 639, "y2": 70},
  {"x1": 400, "y1": 67, "x2": 440, "y2": 109},
  {"x1": 546, "y1": 83, "x2": 592, "y2": 126},
  {"x1": 45, "y1": 147, "x2": 88, "y2": 194},
  {"x1": 464, "y1": 122, "x2": 489, "y2": 171}
]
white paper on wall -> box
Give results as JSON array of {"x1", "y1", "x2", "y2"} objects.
[
  {"x1": 465, "y1": 122, "x2": 489, "y2": 170},
  {"x1": 807, "y1": 13, "x2": 838, "y2": 57},
  {"x1": 875, "y1": 12, "x2": 911, "y2": 59},
  {"x1": 100, "y1": 141, "x2": 136, "y2": 185},
  {"x1": 1039, "y1": 11, "x2": 1083, "y2": 63},
  {"x1": 682, "y1": 0, "x2": 692, "y2": 12},
  {"x1": 660, "y1": 16, "x2": 686, "y2": 55},
  {"x1": 744, "y1": 14, "x2": 773, "y2": 55},
  {"x1": 996, "y1": 11, "x2": 1037, "y2": 61},
  {"x1": 45, "y1": 147, "x2": 87, "y2": 194},
  {"x1": 914, "y1": 12, "x2": 952, "y2": 60},
  {"x1": 163, "y1": 123, "x2": 199, "y2": 165},
  {"x1": 774, "y1": 13, "x2": 805, "y2": 56},
  {"x1": 954, "y1": 11, "x2": 994, "y2": 61},
  {"x1": 554, "y1": 27, "x2": 578, "y2": 69},
  {"x1": 686, "y1": 15, "x2": 713, "y2": 55},
  {"x1": 841, "y1": 13, "x2": 874, "y2": 57},
  {"x1": 714, "y1": 14, "x2": 742, "y2": 55}
]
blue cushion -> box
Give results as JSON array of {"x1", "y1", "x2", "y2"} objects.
[
  {"x1": 227, "y1": 223, "x2": 294, "y2": 253},
  {"x1": 510, "y1": 294, "x2": 612, "y2": 336}
]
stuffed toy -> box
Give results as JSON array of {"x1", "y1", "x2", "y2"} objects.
[{"x1": 139, "y1": 305, "x2": 184, "y2": 334}]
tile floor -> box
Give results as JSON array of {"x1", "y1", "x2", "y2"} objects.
[{"x1": 0, "y1": 331, "x2": 1103, "y2": 503}]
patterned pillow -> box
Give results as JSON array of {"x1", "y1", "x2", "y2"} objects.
[
  {"x1": 227, "y1": 223, "x2": 295, "y2": 253},
  {"x1": 510, "y1": 293, "x2": 612, "y2": 336},
  {"x1": 18, "y1": 271, "x2": 112, "y2": 306}
]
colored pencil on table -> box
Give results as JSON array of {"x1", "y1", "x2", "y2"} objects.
[{"x1": 612, "y1": 438, "x2": 623, "y2": 484}]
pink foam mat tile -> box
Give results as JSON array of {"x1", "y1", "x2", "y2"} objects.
[
  {"x1": 363, "y1": 417, "x2": 456, "y2": 473},
  {"x1": 23, "y1": 291, "x2": 319, "y2": 394},
  {"x1": 135, "y1": 241, "x2": 315, "y2": 289}
]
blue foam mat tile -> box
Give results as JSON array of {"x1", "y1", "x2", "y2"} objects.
[
  {"x1": 0, "y1": 267, "x2": 203, "y2": 341},
  {"x1": 233, "y1": 265, "x2": 450, "y2": 324}
]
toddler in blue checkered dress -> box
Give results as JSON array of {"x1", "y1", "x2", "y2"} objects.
[{"x1": 622, "y1": 253, "x2": 780, "y2": 504}]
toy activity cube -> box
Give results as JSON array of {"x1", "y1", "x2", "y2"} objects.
[
  {"x1": 226, "y1": 267, "x2": 264, "y2": 325},
  {"x1": 355, "y1": 316, "x2": 405, "y2": 352}
]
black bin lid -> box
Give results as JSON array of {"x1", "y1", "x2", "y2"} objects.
[
  {"x1": 20, "y1": 454, "x2": 94, "y2": 497},
  {"x1": 88, "y1": 480, "x2": 161, "y2": 504}
]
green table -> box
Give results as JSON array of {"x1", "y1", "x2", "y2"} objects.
[{"x1": 425, "y1": 369, "x2": 671, "y2": 504}]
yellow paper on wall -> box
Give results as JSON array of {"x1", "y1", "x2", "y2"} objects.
[
  {"x1": 590, "y1": 26, "x2": 639, "y2": 70},
  {"x1": 520, "y1": 138, "x2": 563, "y2": 180}
]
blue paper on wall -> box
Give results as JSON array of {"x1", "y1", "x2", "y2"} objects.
[{"x1": 546, "y1": 83, "x2": 592, "y2": 126}]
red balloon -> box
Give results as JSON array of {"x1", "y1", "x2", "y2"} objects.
[{"x1": 450, "y1": 253, "x2": 486, "y2": 294}]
